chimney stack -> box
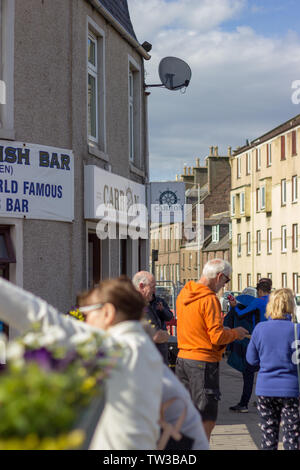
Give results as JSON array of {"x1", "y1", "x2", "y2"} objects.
[
  {"x1": 209, "y1": 146, "x2": 214, "y2": 157},
  {"x1": 183, "y1": 166, "x2": 187, "y2": 176},
  {"x1": 228, "y1": 146, "x2": 232, "y2": 157},
  {"x1": 196, "y1": 157, "x2": 200, "y2": 167},
  {"x1": 214, "y1": 146, "x2": 219, "y2": 157}
]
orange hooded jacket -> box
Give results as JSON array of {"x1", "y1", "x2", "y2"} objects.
[{"x1": 177, "y1": 281, "x2": 239, "y2": 362}]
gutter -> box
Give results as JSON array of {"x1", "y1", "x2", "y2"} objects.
[{"x1": 87, "y1": 0, "x2": 151, "y2": 60}]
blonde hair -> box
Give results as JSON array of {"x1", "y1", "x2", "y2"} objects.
[{"x1": 265, "y1": 288, "x2": 295, "y2": 320}]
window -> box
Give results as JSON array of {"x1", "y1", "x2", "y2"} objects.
[
  {"x1": 256, "y1": 230, "x2": 261, "y2": 254},
  {"x1": 257, "y1": 273, "x2": 261, "y2": 283},
  {"x1": 256, "y1": 188, "x2": 260, "y2": 211},
  {"x1": 293, "y1": 223, "x2": 298, "y2": 251},
  {"x1": 87, "y1": 20, "x2": 105, "y2": 150},
  {"x1": 282, "y1": 273, "x2": 287, "y2": 288},
  {"x1": 292, "y1": 175, "x2": 298, "y2": 203},
  {"x1": 267, "y1": 142, "x2": 272, "y2": 166},
  {"x1": 267, "y1": 273, "x2": 272, "y2": 280},
  {"x1": 246, "y1": 152, "x2": 251, "y2": 175},
  {"x1": 128, "y1": 57, "x2": 141, "y2": 165},
  {"x1": 238, "y1": 274, "x2": 242, "y2": 291},
  {"x1": 293, "y1": 273, "x2": 299, "y2": 294},
  {"x1": 229, "y1": 223, "x2": 232, "y2": 240},
  {"x1": 281, "y1": 225, "x2": 287, "y2": 252},
  {"x1": 247, "y1": 274, "x2": 251, "y2": 287},
  {"x1": 237, "y1": 156, "x2": 241, "y2": 178},
  {"x1": 256, "y1": 148, "x2": 261, "y2": 170},
  {"x1": 281, "y1": 179, "x2": 287, "y2": 206},
  {"x1": 260, "y1": 186, "x2": 265, "y2": 210},
  {"x1": 237, "y1": 234, "x2": 242, "y2": 257},
  {"x1": 231, "y1": 195, "x2": 236, "y2": 216},
  {"x1": 88, "y1": 33, "x2": 98, "y2": 142},
  {"x1": 240, "y1": 192, "x2": 245, "y2": 214},
  {"x1": 267, "y1": 228, "x2": 272, "y2": 254},
  {"x1": 247, "y1": 232, "x2": 251, "y2": 255},
  {"x1": 88, "y1": 233, "x2": 101, "y2": 288},
  {"x1": 281, "y1": 135, "x2": 286, "y2": 160},
  {"x1": 212, "y1": 225, "x2": 219, "y2": 243},
  {"x1": 292, "y1": 130, "x2": 297, "y2": 156}
]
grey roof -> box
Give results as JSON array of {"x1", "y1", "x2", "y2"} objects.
[
  {"x1": 202, "y1": 233, "x2": 230, "y2": 252},
  {"x1": 98, "y1": 0, "x2": 137, "y2": 40}
]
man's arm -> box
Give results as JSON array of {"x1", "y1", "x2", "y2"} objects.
[
  {"x1": 0, "y1": 278, "x2": 107, "y2": 346},
  {"x1": 155, "y1": 297, "x2": 174, "y2": 322}
]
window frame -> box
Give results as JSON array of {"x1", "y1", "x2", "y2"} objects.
[
  {"x1": 292, "y1": 175, "x2": 298, "y2": 203},
  {"x1": 281, "y1": 179, "x2": 287, "y2": 206},
  {"x1": 256, "y1": 230, "x2": 261, "y2": 255},
  {"x1": 281, "y1": 225, "x2": 287, "y2": 253},
  {"x1": 267, "y1": 142, "x2": 272, "y2": 167},
  {"x1": 87, "y1": 18, "x2": 106, "y2": 152},
  {"x1": 292, "y1": 223, "x2": 298, "y2": 251},
  {"x1": 247, "y1": 232, "x2": 251, "y2": 255},
  {"x1": 267, "y1": 228, "x2": 272, "y2": 254},
  {"x1": 237, "y1": 233, "x2": 242, "y2": 257},
  {"x1": 128, "y1": 55, "x2": 142, "y2": 167}
]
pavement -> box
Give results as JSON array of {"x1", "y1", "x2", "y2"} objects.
[{"x1": 210, "y1": 359, "x2": 284, "y2": 450}]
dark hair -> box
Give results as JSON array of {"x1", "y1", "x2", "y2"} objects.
[
  {"x1": 256, "y1": 278, "x2": 272, "y2": 293},
  {"x1": 77, "y1": 276, "x2": 146, "y2": 321}
]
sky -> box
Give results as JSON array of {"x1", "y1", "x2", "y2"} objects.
[{"x1": 127, "y1": 0, "x2": 300, "y2": 181}]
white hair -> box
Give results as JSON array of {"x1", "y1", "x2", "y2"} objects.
[
  {"x1": 202, "y1": 259, "x2": 232, "y2": 280},
  {"x1": 132, "y1": 271, "x2": 154, "y2": 289}
]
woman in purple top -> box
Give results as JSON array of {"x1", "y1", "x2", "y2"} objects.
[{"x1": 246, "y1": 288, "x2": 300, "y2": 450}]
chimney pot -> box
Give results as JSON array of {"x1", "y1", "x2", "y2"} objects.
[
  {"x1": 209, "y1": 146, "x2": 214, "y2": 156},
  {"x1": 196, "y1": 158, "x2": 200, "y2": 167},
  {"x1": 228, "y1": 146, "x2": 232, "y2": 157},
  {"x1": 214, "y1": 146, "x2": 219, "y2": 157}
]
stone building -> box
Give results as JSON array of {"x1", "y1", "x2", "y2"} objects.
[
  {"x1": 151, "y1": 147, "x2": 232, "y2": 289},
  {"x1": 0, "y1": 0, "x2": 150, "y2": 336},
  {"x1": 230, "y1": 113, "x2": 300, "y2": 292}
]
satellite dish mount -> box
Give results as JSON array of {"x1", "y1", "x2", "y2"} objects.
[{"x1": 145, "y1": 56, "x2": 192, "y2": 91}]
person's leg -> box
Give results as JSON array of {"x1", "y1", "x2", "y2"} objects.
[
  {"x1": 240, "y1": 361, "x2": 259, "y2": 407},
  {"x1": 177, "y1": 359, "x2": 220, "y2": 442},
  {"x1": 257, "y1": 396, "x2": 282, "y2": 450},
  {"x1": 202, "y1": 420, "x2": 215, "y2": 441},
  {"x1": 281, "y1": 398, "x2": 300, "y2": 450}
]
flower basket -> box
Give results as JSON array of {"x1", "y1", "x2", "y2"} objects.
[{"x1": 0, "y1": 326, "x2": 121, "y2": 450}]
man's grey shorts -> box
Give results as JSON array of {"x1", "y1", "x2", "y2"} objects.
[{"x1": 175, "y1": 358, "x2": 221, "y2": 422}]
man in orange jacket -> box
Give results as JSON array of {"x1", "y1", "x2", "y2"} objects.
[{"x1": 175, "y1": 259, "x2": 249, "y2": 440}]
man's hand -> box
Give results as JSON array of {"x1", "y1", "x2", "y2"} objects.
[
  {"x1": 153, "y1": 329, "x2": 169, "y2": 344},
  {"x1": 235, "y1": 326, "x2": 250, "y2": 340},
  {"x1": 228, "y1": 295, "x2": 237, "y2": 307}
]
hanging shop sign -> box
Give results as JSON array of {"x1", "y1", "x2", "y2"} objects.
[
  {"x1": 0, "y1": 141, "x2": 74, "y2": 222},
  {"x1": 148, "y1": 181, "x2": 186, "y2": 223}
]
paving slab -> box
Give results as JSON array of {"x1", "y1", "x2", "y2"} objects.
[{"x1": 210, "y1": 359, "x2": 284, "y2": 450}]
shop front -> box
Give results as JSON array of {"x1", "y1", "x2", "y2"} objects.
[{"x1": 84, "y1": 165, "x2": 148, "y2": 284}]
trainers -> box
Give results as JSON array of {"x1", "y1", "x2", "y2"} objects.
[{"x1": 229, "y1": 404, "x2": 249, "y2": 413}]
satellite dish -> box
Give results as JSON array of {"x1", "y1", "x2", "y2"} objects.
[{"x1": 158, "y1": 57, "x2": 192, "y2": 91}]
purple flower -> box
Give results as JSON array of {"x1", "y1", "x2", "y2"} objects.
[
  {"x1": 52, "y1": 350, "x2": 78, "y2": 372},
  {"x1": 24, "y1": 348, "x2": 53, "y2": 370}
]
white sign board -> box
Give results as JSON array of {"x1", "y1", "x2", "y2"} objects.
[
  {"x1": 148, "y1": 181, "x2": 186, "y2": 223},
  {"x1": 0, "y1": 141, "x2": 74, "y2": 222},
  {"x1": 84, "y1": 165, "x2": 146, "y2": 228}
]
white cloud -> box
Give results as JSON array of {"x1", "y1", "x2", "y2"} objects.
[{"x1": 128, "y1": 0, "x2": 300, "y2": 181}]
